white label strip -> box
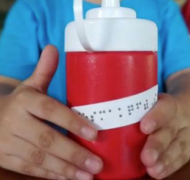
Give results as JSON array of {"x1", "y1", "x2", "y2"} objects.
[{"x1": 72, "y1": 85, "x2": 158, "y2": 130}]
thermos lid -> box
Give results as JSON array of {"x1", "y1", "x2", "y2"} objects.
[{"x1": 65, "y1": 0, "x2": 158, "y2": 52}]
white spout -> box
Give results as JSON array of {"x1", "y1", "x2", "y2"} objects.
[{"x1": 102, "y1": 0, "x2": 120, "y2": 7}]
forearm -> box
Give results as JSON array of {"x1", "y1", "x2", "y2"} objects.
[
  {"x1": 0, "y1": 76, "x2": 21, "y2": 96},
  {"x1": 166, "y1": 70, "x2": 190, "y2": 116}
]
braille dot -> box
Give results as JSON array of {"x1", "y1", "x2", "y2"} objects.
[
  {"x1": 128, "y1": 106, "x2": 130, "y2": 108},
  {"x1": 93, "y1": 112, "x2": 96, "y2": 114},
  {"x1": 119, "y1": 115, "x2": 122, "y2": 118},
  {"x1": 101, "y1": 118, "x2": 103, "y2": 121},
  {"x1": 103, "y1": 111, "x2": 106, "y2": 113},
  {"x1": 109, "y1": 110, "x2": 111, "y2": 112},
  {"x1": 118, "y1": 108, "x2": 121, "y2": 111},
  {"x1": 99, "y1": 111, "x2": 102, "y2": 114},
  {"x1": 82, "y1": 113, "x2": 85, "y2": 115},
  {"x1": 137, "y1": 107, "x2": 139, "y2": 109},
  {"x1": 129, "y1": 113, "x2": 132, "y2": 116},
  {"x1": 91, "y1": 115, "x2": 94, "y2": 118},
  {"x1": 91, "y1": 119, "x2": 94, "y2": 122}
]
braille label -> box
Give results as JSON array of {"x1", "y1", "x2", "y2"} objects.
[{"x1": 72, "y1": 85, "x2": 158, "y2": 130}]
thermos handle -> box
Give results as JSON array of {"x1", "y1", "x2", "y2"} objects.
[{"x1": 74, "y1": 0, "x2": 94, "y2": 52}]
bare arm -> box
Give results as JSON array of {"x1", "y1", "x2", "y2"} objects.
[{"x1": 166, "y1": 69, "x2": 190, "y2": 107}]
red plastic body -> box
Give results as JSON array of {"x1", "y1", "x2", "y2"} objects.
[
  {"x1": 66, "y1": 52, "x2": 157, "y2": 180},
  {"x1": 182, "y1": 0, "x2": 190, "y2": 32}
]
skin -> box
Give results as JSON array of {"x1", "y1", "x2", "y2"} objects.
[
  {"x1": 0, "y1": 46, "x2": 103, "y2": 180},
  {"x1": 141, "y1": 69, "x2": 190, "y2": 179},
  {"x1": 0, "y1": 1, "x2": 189, "y2": 180}
]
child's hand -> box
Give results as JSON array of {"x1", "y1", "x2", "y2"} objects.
[
  {"x1": 0, "y1": 45, "x2": 103, "y2": 180},
  {"x1": 141, "y1": 94, "x2": 190, "y2": 179}
]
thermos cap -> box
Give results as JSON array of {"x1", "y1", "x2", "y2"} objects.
[{"x1": 65, "y1": 0, "x2": 158, "y2": 52}]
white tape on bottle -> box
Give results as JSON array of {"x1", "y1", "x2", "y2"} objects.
[{"x1": 72, "y1": 85, "x2": 158, "y2": 130}]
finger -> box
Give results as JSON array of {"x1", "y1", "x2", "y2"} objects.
[
  {"x1": 0, "y1": 155, "x2": 66, "y2": 180},
  {"x1": 146, "y1": 127, "x2": 190, "y2": 178},
  {"x1": 12, "y1": 115, "x2": 103, "y2": 174},
  {"x1": 3, "y1": 136, "x2": 93, "y2": 180},
  {"x1": 21, "y1": 88, "x2": 97, "y2": 141},
  {"x1": 141, "y1": 124, "x2": 178, "y2": 167},
  {"x1": 148, "y1": 146, "x2": 190, "y2": 179},
  {"x1": 140, "y1": 94, "x2": 178, "y2": 134},
  {"x1": 23, "y1": 45, "x2": 59, "y2": 93}
]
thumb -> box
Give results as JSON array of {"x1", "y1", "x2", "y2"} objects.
[{"x1": 23, "y1": 45, "x2": 59, "y2": 93}]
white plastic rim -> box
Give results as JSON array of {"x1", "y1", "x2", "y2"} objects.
[
  {"x1": 102, "y1": 0, "x2": 120, "y2": 7},
  {"x1": 86, "y1": 7, "x2": 137, "y2": 19}
]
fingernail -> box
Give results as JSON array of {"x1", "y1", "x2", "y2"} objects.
[
  {"x1": 75, "y1": 170, "x2": 93, "y2": 180},
  {"x1": 48, "y1": 173, "x2": 66, "y2": 180},
  {"x1": 85, "y1": 157, "x2": 103, "y2": 174},
  {"x1": 154, "y1": 162, "x2": 165, "y2": 174},
  {"x1": 145, "y1": 149, "x2": 159, "y2": 165},
  {"x1": 159, "y1": 170, "x2": 167, "y2": 179},
  {"x1": 144, "y1": 121, "x2": 157, "y2": 134},
  {"x1": 81, "y1": 126, "x2": 97, "y2": 140},
  {"x1": 55, "y1": 175, "x2": 67, "y2": 180}
]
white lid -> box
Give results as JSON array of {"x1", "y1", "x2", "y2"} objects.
[{"x1": 65, "y1": 0, "x2": 158, "y2": 52}]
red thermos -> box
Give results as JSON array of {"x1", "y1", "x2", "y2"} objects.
[{"x1": 65, "y1": 0, "x2": 158, "y2": 179}]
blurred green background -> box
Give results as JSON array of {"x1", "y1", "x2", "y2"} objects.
[{"x1": 0, "y1": 0, "x2": 187, "y2": 33}]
